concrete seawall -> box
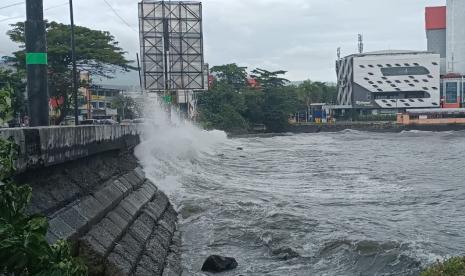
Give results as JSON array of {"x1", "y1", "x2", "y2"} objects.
[
  {"x1": 0, "y1": 125, "x2": 181, "y2": 276},
  {"x1": 286, "y1": 122, "x2": 465, "y2": 133}
]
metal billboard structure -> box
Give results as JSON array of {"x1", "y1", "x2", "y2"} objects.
[{"x1": 138, "y1": 1, "x2": 204, "y2": 92}]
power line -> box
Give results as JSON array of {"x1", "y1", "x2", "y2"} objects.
[
  {"x1": 0, "y1": 2, "x2": 23, "y2": 11},
  {"x1": 102, "y1": 0, "x2": 137, "y2": 32},
  {"x1": 0, "y1": 2, "x2": 68, "y2": 23}
]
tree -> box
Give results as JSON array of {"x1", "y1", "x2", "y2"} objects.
[
  {"x1": 197, "y1": 83, "x2": 248, "y2": 133},
  {"x1": 210, "y1": 64, "x2": 248, "y2": 91},
  {"x1": 262, "y1": 86, "x2": 298, "y2": 132},
  {"x1": 297, "y1": 80, "x2": 338, "y2": 111},
  {"x1": 7, "y1": 21, "x2": 134, "y2": 124},
  {"x1": 111, "y1": 95, "x2": 141, "y2": 121},
  {"x1": 251, "y1": 68, "x2": 289, "y2": 91},
  {"x1": 0, "y1": 69, "x2": 26, "y2": 119}
]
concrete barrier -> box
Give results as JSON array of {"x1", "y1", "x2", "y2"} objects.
[{"x1": 0, "y1": 125, "x2": 140, "y2": 174}]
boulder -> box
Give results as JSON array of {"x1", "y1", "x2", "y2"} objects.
[{"x1": 201, "y1": 255, "x2": 238, "y2": 273}]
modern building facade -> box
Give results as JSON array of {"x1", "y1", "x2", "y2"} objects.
[
  {"x1": 336, "y1": 50, "x2": 441, "y2": 111},
  {"x1": 425, "y1": 1, "x2": 465, "y2": 108}
]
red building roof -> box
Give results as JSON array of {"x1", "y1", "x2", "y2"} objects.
[{"x1": 425, "y1": 6, "x2": 446, "y2": 30}]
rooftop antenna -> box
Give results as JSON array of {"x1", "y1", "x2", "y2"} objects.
[
  {"x1": 337, "y1": 47, "x2": 341, "y2": 60},
  {"x1": 358, "y1": 34, "x2": 364, "y2": 54}
]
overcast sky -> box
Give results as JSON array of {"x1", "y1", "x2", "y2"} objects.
[{"x1": 0, "y1": 0, "x2": 445, "y2": 84}]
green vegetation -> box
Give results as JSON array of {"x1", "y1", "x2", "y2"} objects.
[
  {"x1": 0, "y1": 89, "x2": 86, "y2": 275},
  {"x1": 0, "y1": 68, "x2": 26, "y2": 120},
  {"x1": 422, "y1": 257, "x2": 465, "y2": 276},
  {"x1": 197, "y1": 63, "x2": 337, "y2": 133},
  {"x1": 111, "y1": 94, "x2": 142, "y2": 121},
  {"x1": 7, "y1": 21, "x2": 133, "y2": 124}
]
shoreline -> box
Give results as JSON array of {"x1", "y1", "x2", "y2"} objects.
[{"x1": 228, "y1": 122, "x2": 465, "y2": 138}]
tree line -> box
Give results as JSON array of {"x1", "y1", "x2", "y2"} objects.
[
  {"x1": 1, "y1": 21, "x2": 133, "y2": 125},
  {"x1": 197, "y1": 64, "x2": 337, "y2": 133}
]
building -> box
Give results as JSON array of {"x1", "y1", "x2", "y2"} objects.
[
  {"x1": 446, "y1": 0, "x2": 465, "y2": 76},
  {"x1": 425, "y1": 6, "x2": 447, "y2": 75},
  {"x1": 336, "y1": 50, "x2": 441, "y2": 112},
  {"x1": 425, "y1": 1, "x2": 465, "y2": 108}
]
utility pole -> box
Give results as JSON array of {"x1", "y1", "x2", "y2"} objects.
[
  {"x1": 69, "y1": 0, "x2": 79, "y2": 125},
  {"x1": 25, "y1": 0, "x2": 49, "y2": 126}
]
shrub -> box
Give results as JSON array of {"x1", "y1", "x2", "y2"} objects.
[{"x1": 422, "y1": 257, "x2": 465, "y2": 276}]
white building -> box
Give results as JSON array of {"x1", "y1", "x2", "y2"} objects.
[{"x1": 336, "y1": 50, "x2": 441, "y2": 111}]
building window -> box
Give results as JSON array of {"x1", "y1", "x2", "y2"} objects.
[
  {"x1": 368, "y1": 72, "x2": 374, "y2": 75},
  {"x1": 413, "y1": 80, "x2": 420, "y2": 83},
  {"x1": 368, "y1": 64, "x2": 374, "y2": 68},
  {"x1": 409, "y1": 84, "x2": 415, "y2": 87},
  {"x1": 381, "y1": 66, "x2": 430, "y2": 76},
  {"x1": 368, "y1": 81, "x2": 374, "y2": 84},
  {"x1": 409, "y1": 99, "x2": 415, "y2": 102},
  {"x1": 432, "y1": 102, "x2": 438, "y2": 106},
  {"x1": 386, "y1": 64, "x2": 392, "y2": 67},
  {"x1": 381, "y1": 77, "x2": 388, "y2": 80},
  {"x1": 391, "y1": 84, "x2": 397, "y2": 87},
  {"x1": 423, "y1": 79, "x2": 429, "y2": 82},
  {"x1": 360, "y1": 65, "x2": 366, "y2": 68},
  {"x1": 386, "y1": 103, "x2": 392, "y2": 107},
  {"x1": 446, "y1": 82, "x2": 458, "y2": 103},
  {"x1": 395, "y1": 63, "x2": 401, "y2": 67},
  {"x1": 364, "y1": 77, "x2": 370, "y2": 80},
  {"x1": 395, "y1": 80, "x2": 401, "y2": 83},
  {"x1": 395, "y1": 88, "x2": 401, "y2": 91},
  {"x1": 372, "y1": 85, "x2": 378, "y2": 88},
  {"x1": 404, "y1": 103, "x2": 411, "y2": 107},
  {"x1": 418, "y1": 99, "x2": 424, "y2": 102},
  {"x1": 377, "y1": 81, "x2": 383, "y2": 84},
  {"x1": 377, "y1": 64, "x2": 383, "y2": 68},
  {"x1": 404, "y1": 80, "x2": 410, "y2": 83},
  {"x1": 432, "y1": 87, "x2": 438, "y2": 90},
  {"x1": 432, "y1": 62, "x2": 438, "y2": 65},
  {"x1": 413, "y1": 63, "x2": 419, "y2": 66},
  {"x1": 377, "y1": 89, "x2": 383, "y2": 92},
  {"x1": 404, "y1": 63, "x2": 410, "y2": 66},
  {"x1": 427, "y1": 75, "x2": 433, "y2": 78},
  {"x1": 386, "y1": 80, "x2": 392, "y2": 84},
  {"x1": 423, "y1": 87, "x2": 429, "y2": 90},
  {"x1": 409, "y1": 76, "x2": 415, "y2": 79}
]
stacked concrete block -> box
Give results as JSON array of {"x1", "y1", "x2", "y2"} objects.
[{"x1": 45, "y1": 167, "x2": 182, "y2": 276}]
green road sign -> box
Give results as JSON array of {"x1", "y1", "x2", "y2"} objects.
[
  {"x1": 163, "y1": 95, "x2": 172, "y2": 103},
  {"x1": 26, "y1": 53, "x2": 48, "y2": 65}
]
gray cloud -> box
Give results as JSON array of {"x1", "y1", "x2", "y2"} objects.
[{"x1": 0, "y1": 0, "x2": 445, "y2": 83}]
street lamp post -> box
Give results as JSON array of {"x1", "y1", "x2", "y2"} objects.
[{"x1": 69, "y1": 0, "x2": 79, "y2": 125}]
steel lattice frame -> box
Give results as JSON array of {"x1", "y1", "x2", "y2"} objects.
[{"x1": 139, "y1": 1, "x2": 204, "y2": 91}]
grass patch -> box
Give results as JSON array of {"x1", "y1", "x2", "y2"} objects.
[{"x1": 422, "y1": 257, "x2": 465, "y2": 276}]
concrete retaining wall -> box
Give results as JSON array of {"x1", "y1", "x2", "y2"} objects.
[
  {"x1": 0, "y1": 125, "x2": 140, "y2": 173},
  {"x1": 0, "y1": 126, "x2": 181, "y2": 276},
  {"x1": 286, "y1": 122, "x2": 465, "y2": 133}
]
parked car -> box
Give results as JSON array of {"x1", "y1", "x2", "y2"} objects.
[
  {"x1": 80, "y1": 119, "x2": 99, "y2": 125},
  {"x1": 98, "y1": 119, "x2": 118, "y2": 125}
]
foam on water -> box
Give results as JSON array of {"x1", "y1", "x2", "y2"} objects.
[{"x1": 134, "y1": 97, "x2": 465, "y2": 275}]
